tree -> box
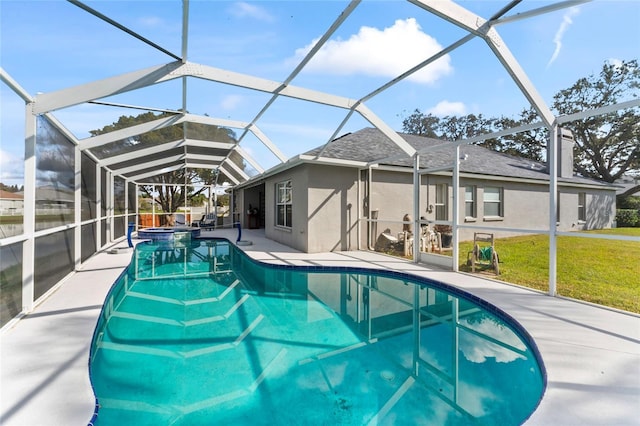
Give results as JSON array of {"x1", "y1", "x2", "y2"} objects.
[
  {"x1": 437, "y1": 114, "x2": 500, "y2": 150},
  {"x1": 401, "y1": 110, "x2": 545, "y2": 161},
  {"x1": 552, "y1": 59, "x2": 639, "y2": 182},
  {"x1": 493, "y1": 108, "x2": 548, "y2": 162},
  {"x1": 400, "y1": 110, "x2": 440, "y2": 137},
  {"x1": 90, "y1": 112, "x2": 243, "y2": 222},
  {"x1": 0, "y1": 183, "x2": 23, "y2": 193},
  {"x1": 402, "y1": 59, "x2": 640, "y2": 179}
]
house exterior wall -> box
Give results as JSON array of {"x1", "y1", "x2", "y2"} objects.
[
  {"x1": 264, "y1": 166, "x2": 309, "y2": 252},
  {"x1": 367, "y1": 170, "x2": 430, "y2": 237},
  {"x1": 561, "y1": 187, "x2": 616, "y2": 231},
  {"x1": 455, "y1": 178, "x2": 616, "y2": 240},
  {"x1": 458, "y1": 179, "x2": 548, "y2": 240},
  {"x1": 241, "y1": 162, "x2": 616, "y2": 253},
  {"x1": 0, "y1": 198, "x2": 24, "y2": 215},
  {"x1": 305, "y1": 164, "x2": 359, "y2": 252},
  {"x1": 255, "y1": 163, "x2": 359, "y2": 253},
  {"x1": 366, "y1": 170, "x2": 615, "y2": 243}
]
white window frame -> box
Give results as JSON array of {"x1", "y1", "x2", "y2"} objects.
[
  {"x1": 435, "y1": 183, "x2": 448, "y2": 221},
  {"x1": 465, "y1": 186, "x2": 476, "y2": 221},
  {"x1": 275, "y1": 180, "x2": 292, "y2": 229},
  {"x1": 578, "y1": 192, "x2": 586, "y2": 223},
  {"x1": 483, "y1": 186, "x2": 503, "y2": 220}
]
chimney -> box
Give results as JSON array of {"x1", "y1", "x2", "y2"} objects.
[{"x1": 556, "y1": 127, "x2": 574, "y2": 178}]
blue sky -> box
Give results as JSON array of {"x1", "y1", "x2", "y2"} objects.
[{"x1": 1, "y1": 0, "x2": 639, "y2": 186}]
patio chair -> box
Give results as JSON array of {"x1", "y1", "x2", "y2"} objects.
[
  {"x1": 174, "y1": 213, "x2": 186, "y2": 226},
  {"x1": 192, "y1": 214, "x2": 205, "y2": 227},
  {"x1": 198, "y1": 213, "x2": 217, "y2": 229}
]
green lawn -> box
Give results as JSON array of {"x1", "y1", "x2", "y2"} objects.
[{"x1": 458, "y1": 228, "x2": 640, "y2": 313}]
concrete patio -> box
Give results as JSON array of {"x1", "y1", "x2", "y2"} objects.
[{"x1": 1, "y1": 229, "x2": 639, "y2": 425}]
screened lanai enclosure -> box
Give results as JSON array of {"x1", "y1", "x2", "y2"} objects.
[{"x1": 1, "y1": 0, "x2": 639, "y2": 328}]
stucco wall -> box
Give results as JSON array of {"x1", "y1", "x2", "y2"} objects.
[
  {"x1": 264, "y1": 166, "x2": 309, "y2": 252},
  {"x1": 456, "y1": 178, "x2": 616, "y2": 240},
  {"x1": 562, "y1": 187, "x2": 616, "y2": 231},
  {"x1": 368, "y1": 170, "x2": 430, "y2": 234},
  {"x1": 457, "y1": 178, "x2": 548, "y2": 241},
  {"x1": 243, "y1": 163, "x2": 615, "y2": 253},
  {"x1": 260, "y1": 163, "x2": 359, "y2": 253},
  {"x1": 306, "y1": 164, "x2": 359, "y2": 252},
  {"x1": 367, "y1": 171, "x2": 615, "y2": 243}
]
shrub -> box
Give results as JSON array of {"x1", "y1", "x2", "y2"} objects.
[
  {"x1": 617, "y1": 195, "x2": 640, "y2": 210},
  {"x1": 616, "y1": 209, "x2": 640, "y2": 227}
]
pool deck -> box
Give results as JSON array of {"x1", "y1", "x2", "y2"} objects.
[{"x1": 1, "y1": 229, "x2": 639, "y2": 425}]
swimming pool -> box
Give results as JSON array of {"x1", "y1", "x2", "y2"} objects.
[{"x1": 89, "y1": 238, "x2": 545, "y2": 425}]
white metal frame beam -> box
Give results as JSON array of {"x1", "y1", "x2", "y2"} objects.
[
  {"x1": 78, "y1": 112, "x2": 281, "y2": 176},
  {"x1": 409, "y1": 0, "x2": 555, "y2": 127},
  {"x1": 100, "y1": 138, "x2": 235, "y2": 167},
  {"x1": 1, "y1": 67, "x2": 33, "y2": 102},
  {"x1": 232, "y1": 145, "x2": 264, "y2": 174},
  {"x1": 33, "y1": 62, "x2": 183, "y2": 114},
  {"x1": 223, "y1": 158, "x2": 250, "y2": 182},
  {"x1": 113, "y1": 155, "x2": 184, "y2": 175},
  {"x1": 219, "y1": 165, "x2": 240, "y2": 185},
  {"x1": 78, "y1": 114, "x2": 182, "y2": 150},
  {"x1": 127, "y1": 164, "x2": 184, "y2": 181},
  {"x1": 100, "y1": 139, "x2": 184, "y2": 166}
]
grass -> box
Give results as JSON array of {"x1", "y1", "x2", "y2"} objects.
[{"x1": 458, "y1": 228, "x2": 640, "y2": 314}]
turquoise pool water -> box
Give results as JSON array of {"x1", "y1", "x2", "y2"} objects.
[{"x1": 89, "y1": 239, "x2": 544, "y2": 425}]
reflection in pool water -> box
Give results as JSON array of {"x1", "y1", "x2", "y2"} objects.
[{"x1": 90, "y1": 238, "x2": 544, "y2": 425}]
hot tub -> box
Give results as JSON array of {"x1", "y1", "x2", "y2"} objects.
[{"x1": 137, "y1": 227, "x2": 201, "y2": 242}]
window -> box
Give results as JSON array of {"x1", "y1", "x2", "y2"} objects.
[
  {"x1": 578, "y1": 192, "x2": 586, "y2": 222},
  {"x1": 275, "y1": 180, "x2": 292, "y2": 228},
  {"x1": 465, "y1": 186, "x2": 476, "y2": 219},
  {"x1": 483, "y1": 187, "x2": 503, "y2": 218},
  {"x1": 435, "y1": 184, "x2": 448, "y2": 221}
]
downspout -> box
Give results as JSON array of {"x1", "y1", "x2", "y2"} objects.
[
  {"x1": 413, "y1": 153, "x2": 420, "y2": 263},
  {"x1": 452, "y1": 145, "x2": 460, "y2": 271},
  {"x1": 357, "y1": 168, "x2": 361, "y2": 251},
  {"x1": 96, "y1": 163, "x2": 101, "y2": 247},
  {"x1": 367, "y1": 165, "x2": 376, "y2": 251}
]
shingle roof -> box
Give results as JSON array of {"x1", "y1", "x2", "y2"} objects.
[
  {"x1": 0, "y1": 189, "x2": 23, "y2": 200},
  {"x1": 304, "y1": 127, "x2": 612, "y2": 187}
]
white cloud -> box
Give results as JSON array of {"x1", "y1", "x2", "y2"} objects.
[
  {"x1": 139, "y1": 16, "x2": 165, "y2": 28},
  {"x1": 0, "y1": 149, "x2": 24, "y2": 185},
  {"x1": 459, "y1": 317, "x2": 526, "y2": 364},
  {"x1": 220, "y1": 94, "x2": 243, "y2": 110},
  {"x1": 229, "y1": 2, "x2": 275, "y2": 22},
  {"x1": 547, "y1": 7, "x2": 580, "y2": 68},
  {"x1": 291, "y1": 18, "x2": 452, "y2": 84},
  {"x1": 428, "y1": 100, "x2": 467, "y2": 117},
  {"x1": 457, "y1": 382, "x2": 498, "y2": 417},
  {"x1": 607, "y1": 58, "x2": 623, "y2": 69}
]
